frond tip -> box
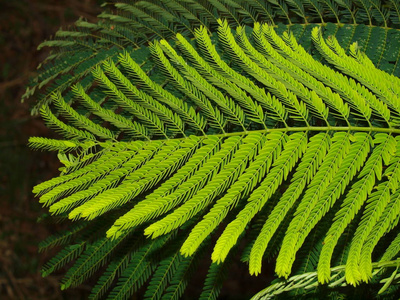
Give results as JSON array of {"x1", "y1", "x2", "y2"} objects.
[{"x1": 28, "y1": 137, "x2": 80, "y2": 152}]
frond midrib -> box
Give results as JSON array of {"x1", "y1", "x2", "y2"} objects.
[{"x1": 168, "y1": 126, "x2": 400, "y2": 141}]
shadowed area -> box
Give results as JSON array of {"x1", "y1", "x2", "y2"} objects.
[{"x1": 0, "y1": 1, "x2": 101, "y2": 298}]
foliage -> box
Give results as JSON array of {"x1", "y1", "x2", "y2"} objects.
[{"x1": 27, "y1": 0, "x2": 400, "y2": 299}]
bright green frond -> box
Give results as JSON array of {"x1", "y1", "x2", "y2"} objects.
[
  {"x1": 49, "y1": 147, "x2": 155, "y2": 215},
  {"x1": 150, "y1": 134, "x2": 263, "y2": 240},
  {"x1": 381, "y1": 231, "x2": 400, "y2": 263},
  {"x1": 116, "y1": 52, "x2": 187, "y2": 136},
  {"x1": 72, "y1": 84, "x2": 149, "y2": 139},
  {"x1": 145, "y1": 135, "x2": 244, "y2": 238},
  {"x1": 294, "y1": 133, "x2": 371, "y2": 281},
  {"x1": 39, "y1": 105, "x2": 96, "y2": 141},
  {"x1": 29, "y1": 4, "x2": 400, "y2": 299},
  {"x1": 69, "y1": 139, "x2": 198, "y2": 220},
  {"x1": 158, "y1": 38, "x2": 227, "y2": 131},
  {"x1": 312, "y1": 27, "x2": 400, "y2": 121},
  {"x1": 52, "y1": 92, "x2": 116, "y2": 140},
  {"x1": 212, "y1": 132, "x2": 308, "y2": 263},
  {"x1": 277, "y1": 131, "x2": 351, "y2": 277},
  {"x1": 39, "y1": 146, "x2": 140, "y2": 207},
  {"x1": 107, "y1": 136, "x2": 220, "y2": 239},
  {"x1": 249, "y1": 132, "x2": 330, "y2": 275},
  {"x1": 345, "y1": 134, "x2": 397, "y2": 285},
  {"x1": 92, "y1": 64, "x2": 168, "y2": 138},
  {"x1": 28, "y1": 137, "x2": 81, "y2": 152},
  {"x1": 218, "y1": 20, "x2": 310, "y2": 125},
  {"x1": 181, "y1": 132, "x2": 286, "y2": 257}
]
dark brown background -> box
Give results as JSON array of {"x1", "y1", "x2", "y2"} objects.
[{"x1": 0, "y1": 1, "x2": 102, "y2": 298}]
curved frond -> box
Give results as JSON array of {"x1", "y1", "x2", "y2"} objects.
[{"x1": 29, "y1": 4, "x2": 400, "y2": 299}]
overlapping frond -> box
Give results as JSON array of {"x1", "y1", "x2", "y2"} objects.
[
  {"x1": 24, "y1": 0, "x2": 400, "y2": 115},
  {"x1": 29, "y1": 1, "x2": 400, "y2": 299}
]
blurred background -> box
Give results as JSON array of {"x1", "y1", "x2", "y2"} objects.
[{"x1": 0, "y1": 1, "x2": 103, "y2": 298}]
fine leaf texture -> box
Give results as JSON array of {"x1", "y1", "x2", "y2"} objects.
[{"x1": 28, "y1": 1, "x2": 400, "y2": 299}]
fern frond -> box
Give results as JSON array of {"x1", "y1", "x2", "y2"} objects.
[
  {"x1": 199, "y1": 251, "x2": 234, "y2": 300},
  {"x1": 149, "y1": 41, "x2": 208, "y2": 133},
  {"x1": 157, "y1": 38, "x2": 227, "y2": 131},
  {"x1": 28, "y1": 137, "x2": 81, "y2": 152},
  {"x1": 317, "y1": 133, "x2": 391, "y2": 284},
  {"x1": 293, "y1": 133, "x2": 371, "y2": 281},
  {"x1": 286, "y1": 0, "x2": 307, "y2": 22},
  {"x1": 39, "y1": 146, "x2": 140, "y2": 207},
  {"x1": 237, "y1": 24, "x2": 329, "y2": 124},
  {"x1": 41, "y1": 242, "x2": 86, "y2": 277},
  {"x1": 160, "y1": 36, "x2": 265, "y2": 128},
  {"x1": 32, "y1": 143, "x2": 126, "y2": 196},
  {"x1": 360, "y1": 137, "x2": 399, "y2": 274},
  {"x1": 52, "y1": 92, "x2": 115, "y2": 140},
  {"x1": 251, "y1": 259, "x2": 400, "y2": 300},
  {"x1": 146, "y1": 133, "x2": 265, "y2": 239},
  {"x1": 69, "y1": 139, "x2": 199, "y2": 220},
  {"x1": 30, "y1": 6, "x2": 400, "y2": 299},
  {"x1": 144, "y1": 251, "x2": 183, "y2": 300},
  {"x1": 61, "y1": 230, "x2": 132, "y2": 290},
  {"x1": 277, "y1": 27, "x2": 382, "y2": 125},
  {"x1": 30, "y1": 47, "x2": 122, "y2": 114},
  {"x1": 249, "y1": 132, "x2": 330, "y2": 275},
  {"x1": 176, "y1": 30, "x2": 248, "y2": 130},
  {"x1": 89, "y1": 251, "x2": 131, "y2": 300},
  {"x1": 213, "y1": 132, "x2": 308, "y2": 263},
  {"x1": 276, "y1": 132, "x2": 351, "y2": 276},
  {"x1": 91, "y1": 65, "x2": 168, "y2": 138},
  {"x1": 101, "y1": 55, "x2": 181, "y2": 134},
  {"x1": 161, "y1": 242, "x2": 206, "y2": 300},
  {"x1": 312, "y1": 27, "x2": 400, "y2": 120},
  {"x1": 114, "y1": 3, "x2": 177, "y2": 37},
  {"x1": 116, "y1": 52, "x2": 187, "y2": 136},
  {"x1": 359, "y1": 189, "x2": 400, "y2": 281},
  {"x1": 39, "y1": 222, "x2": 88, "y2": 252},
  {"x1": 49, "y1": 145, "x2": 156, "y2": 215},
  {"x1": 144, "y1": 135, "x2": 245, "y2": 238},
  {"x1": 158, "y1": 0, "x2": 209, "y2": 29},
  {"x1": 40, "y1": 105, "x2": 96, "y2": 141},
  {"x1": 107, "y1": 234, "x2": 170, "y2": 300},
  {"x1": 181, "y1": 132, "x2": 286, "y2": 257},
  {"x1": 25, "y1": 0, "x2": 400, "y2": 114},
  {"x1": 194, "y1": 25, "x2": 288, "y2": 125},
  {"x1": 381, "y1": 231, "x2": 400, "y2": 262},
  {"x1": 217, "y1": 20, "x2": 310, "y2": 125},
  {"x1": 261, "y1": 24, "x2": 351, "y2": 123},
  {"x1": 345, "y1": 134, "x2": 398, "y2": 285},
  {"x1": 107, "y1": 136, "x2": 221, "y2": 239},
  {"x1": 277, "y1": 132, "x2": 372, "y2": 278},
  {"x1": 72, "y1": 84, "x2": 149, "y2": 139}
]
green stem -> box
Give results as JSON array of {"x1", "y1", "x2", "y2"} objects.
[
  {"x1": 212, "y1": 126, "x2": 400, "y2": 139},
  {"x1": 97, "y1": 126, "x2": 400, "y2": 145}
]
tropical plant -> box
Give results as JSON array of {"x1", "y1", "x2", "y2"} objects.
[{"x1": 26, "y1": 0, "x2": 400, "y2": 299}]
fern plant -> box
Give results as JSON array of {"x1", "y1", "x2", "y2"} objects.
[{"x1": 26, "y1": 0, "x2": 400, "y2": 299}]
